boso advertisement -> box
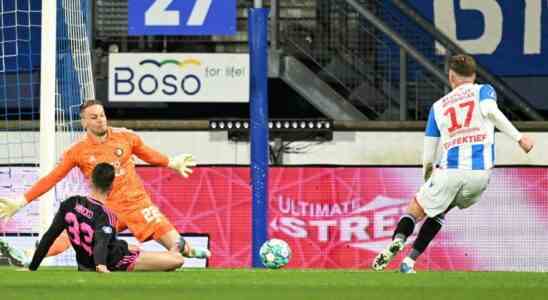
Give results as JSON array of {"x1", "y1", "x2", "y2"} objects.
[{"x1": 109, "y1": 53, "x2": 249, "y2": 103}]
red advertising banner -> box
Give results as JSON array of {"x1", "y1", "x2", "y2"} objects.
[
  {"x1": 140, "y1": 167, "x2": 548, "y2": 271},
  {"x1": 2, "y1": 167, "x2": 548, "y2": 271}
]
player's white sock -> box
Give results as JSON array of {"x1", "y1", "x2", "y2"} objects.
[
  {"x1": 402, "y1": 256, "x2": 415, "y2": 267},
  {"x1": 178, "y1": 236, "x2": 211, "y2": 259},
  {"x1": 400, "y1": 256, "x2": 416, "y2": 274},
  {"x1": 189, "y1": 247, "x2": 211, "y2": 259}
]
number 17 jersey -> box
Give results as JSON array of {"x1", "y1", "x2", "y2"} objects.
[{"x1": 425, "y1": 83, "x2": 497, "y2": 170}]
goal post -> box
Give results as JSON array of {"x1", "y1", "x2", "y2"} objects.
[
  {"x1": 38, "y1": 0, "x2": 57, "y2": 236},
  {"x1": 0, "y1": 0, "x2": 95, "y2": 266}
]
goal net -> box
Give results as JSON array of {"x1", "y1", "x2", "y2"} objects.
[{"x1": 0, "y1": 0, "x2": 94, "y2": 266}]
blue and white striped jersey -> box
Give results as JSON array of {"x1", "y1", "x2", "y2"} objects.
[{"x1": 425, "y1": 83, "x2": 497, "y2": 170}]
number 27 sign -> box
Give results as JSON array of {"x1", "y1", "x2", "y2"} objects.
[{"x1": 128, "y1": 0, "x2": 236, "y2": 36}]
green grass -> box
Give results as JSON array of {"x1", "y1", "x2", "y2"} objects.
[{"x1": 1, "y1": 267, "x2": 548, "y2": 300}]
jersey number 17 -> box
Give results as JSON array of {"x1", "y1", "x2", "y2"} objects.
[{"x1": 444, "y1": 100, "x2": 475, "y2": 134}]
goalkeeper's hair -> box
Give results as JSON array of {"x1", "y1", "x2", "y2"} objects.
[
  {"x1": 91, "y1": 163, "x2": 115, "y2": 194},
  {"x1": 79, "y1": 99, "x2": 104, "y2": 116}
]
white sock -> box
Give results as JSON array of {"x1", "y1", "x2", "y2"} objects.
[{"x1": 402, "y1": 256, "x2": 415, "y2": 267}]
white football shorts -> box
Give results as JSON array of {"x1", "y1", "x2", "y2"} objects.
[{"x1": 416, "y1": 169, "x2": 491, "y2": 217}]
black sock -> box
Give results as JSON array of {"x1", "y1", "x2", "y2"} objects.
[
  {"x1": 392, "y1": 214, "x2": 416, "y2": 242},
  {"x1": 409, "y1": 214, "x2": 444, "y2": 260}
]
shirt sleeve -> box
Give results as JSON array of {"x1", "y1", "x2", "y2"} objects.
[
  {"x1": 425, "y1": 107, "x2": 441, "y2": 138},
  {"x1": 480, "y1": 98, "x2": 522, "y2": 142},
  {"x1": 24, "y1": 150, "x2": 76, "y2": 203},
  {"x1": 28, "y1": 207, "x2": 67, "y2": 271},
  {"x1": 92, "y1": 210, "x2": 115, "y2": 267},
  {"x1": 423, "y1": 136, "x2": 439, "y2": 166},
  {"x1": 128, "y1": 131, "x2": 169, "y2": 167},
  {"x1": 479, "y1": 84, "x2": 497, "y2": 103},
  {"x1": 423, "y1": 107, "x2": 440, "y2": 181}
]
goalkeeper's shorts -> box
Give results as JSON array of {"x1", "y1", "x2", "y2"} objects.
[{"x1": 115, "y1": 204, "x2": 176, "y2": 242}]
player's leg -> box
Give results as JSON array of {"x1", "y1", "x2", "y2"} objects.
[
  {"x1": 373, "y1": 170, "x2": 460, "y2": 271},
  {"x1": 399, "y1": 170, "x2": 489, "y2": 273},
  {"x1": 115, "y1": 218, "x2": 129, "y2": 235},
  {"x1": 122, "y1": 205, "x2": 211, "y2": 259},
  {"x1": 452, "y1": 170, "x2": 490, "y2": 210},
  {"x1": 132, "y1": 251, "x2": 184, "y2": 271},
  {"x1": 0, "y1": 229, "x2": 72, "y2": 266},
  {"x1": 107, "y1": 239, "x2": 184, "y2": 272},
  {"x1": 155, "y1": 228, "x2": 179, "y2": 251},
  {"x1": 46, "y1": 230, "x2": 72, "y2": 256},
  {"x1": 400, "y1": 207, "x2": 453, "y2": 274},
  {"x1": 0, "y1": 238, "x2": 30, "y2": 267},
  {"x1": 372, "y1": 198, "x2": 423, "y2": 271},
  {"x1": 156, "y1": 228, "x2": 211, "y2": 259}
]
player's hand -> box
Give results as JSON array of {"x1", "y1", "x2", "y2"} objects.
[
  {"x1": 168, "y1": 154, "x2": 197, "y2": 178},
  {"x1": 0, "y1": 196, "x2": 27, "y2": 220},
  {"x1": 518, "y1": 135, "x2": 534, "y2": 153},
  {"x1": 96, "y1": 265, "x2": 110, "y2": 273}
]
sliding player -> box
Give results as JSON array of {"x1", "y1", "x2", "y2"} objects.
[{"x1": 28, "y1": 163, "x2": 186, "y2": 272}]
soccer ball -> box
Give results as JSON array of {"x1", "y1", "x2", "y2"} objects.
[{"x1": 259, "y1": 238, "x2": 291, "y2": 269}]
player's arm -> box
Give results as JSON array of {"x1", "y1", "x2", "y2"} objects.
[
  {"x1": 479, "y1": 85, "x2": 534, "y2": 153},
  {"x1": 28, "y1": 207, "x2": 67, "y2": 271},
  {"x1": 25, "y1": 152, "x2": 76, "y2": 202},
  {"x1": 92, "y1": 211, "x2": 114, "y2": 272},
  {"x1": 0, "y1": 152, "x2": 76, "y2": 219},
  {"x1": 423, "y1": 107, "x2": 440, "y2": 182},
  {"x1": 129, "y1": 131, "x2": 170, "y2": 166},
  {"x1": 129, "y1": 131, "x2": 196, "y2": 178}
]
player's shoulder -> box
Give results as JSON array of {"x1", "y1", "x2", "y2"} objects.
[
  {"x1": 81, "y1": 196, "x2": 112, "y2": 219},
  {"x1": 84, "y1": 196, "x2": 106, "y2": 209},
  {"x1": 110, "y1": 126, "x2": 136, "y2": 134},
  {"x1": 477, "y1": 83, "x2": 494, "y2": 90},
  {"x1": 110, "y1": 126, "x2": 139, "y2": 139},
  {"x1": 430, "y1": 97, "x2": 444, "y2": 113},
  {"x1": 63, "y1": 134, "x2": 88, "y2": 153},
  {"x1": 478, "y1": 84, "x2": 497, "y2": 101},
  {"x1": 60, "y1": 195, "x2": 87, "y2": 208},
  {"x1": 86, "y1": 197, "x2": 116, "y2": 225}
]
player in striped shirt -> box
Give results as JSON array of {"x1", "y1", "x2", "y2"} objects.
[{"x1": 372, "y1": 54, "x2": 534, "y2": 273}]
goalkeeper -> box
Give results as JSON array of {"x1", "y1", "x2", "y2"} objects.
[{"x1": 0, "y1": 100, "x2": 209, "y2": 260}]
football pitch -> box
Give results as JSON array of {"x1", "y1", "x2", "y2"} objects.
[{"x1": 1, "y1": 267, "x2": 547, "y2": 300}]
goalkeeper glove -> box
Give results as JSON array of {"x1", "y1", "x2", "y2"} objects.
[
  {"x1": 168, "y1": 154, "x2": 196, "y2": 178},
  {"x1": 0, "y1": 195, "x2": 27, "y2": 220}
]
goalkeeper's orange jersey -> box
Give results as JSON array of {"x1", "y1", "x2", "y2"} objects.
[{"x1": 24, "y1": 127, "x2": 169, "y2": 215}]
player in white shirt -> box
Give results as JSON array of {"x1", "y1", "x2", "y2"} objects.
[{"x1": 372, "y1": 54, "x2": 534, "y2": 273}]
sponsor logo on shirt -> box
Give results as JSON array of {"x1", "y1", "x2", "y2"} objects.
[
  {"x1": 102, "y1": 226, "x2": 113, "y2": 234},
  {"x1": 114, "y1": 147, "x2": 124, "y2": 157}
]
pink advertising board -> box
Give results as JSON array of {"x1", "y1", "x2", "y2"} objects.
[{"x1": 2, "y1": 167, "x2": 547, "y2": 271}]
